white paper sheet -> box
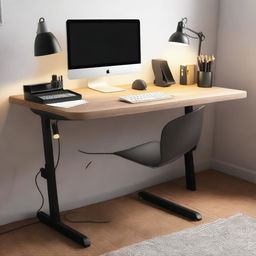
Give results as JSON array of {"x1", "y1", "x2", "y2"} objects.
[{"x1": 47, "y1": 99, "x2": 88, "y2": 108}]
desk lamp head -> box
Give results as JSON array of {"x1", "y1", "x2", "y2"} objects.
[
  {"x1": 169, "y1": 17, "x2": 205, "y2": 56},
  {"x1": 34, "y1": 17, "x2": 62, "y2": 56},
  {"x1": 168, "y1": 19, "x2": 189, "y2": 46}
]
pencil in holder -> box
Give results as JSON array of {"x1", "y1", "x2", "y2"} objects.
[{"x1": 197, "y1": 71, "x2": 212, "y2": 88}]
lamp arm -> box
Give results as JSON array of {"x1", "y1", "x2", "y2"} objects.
[{"x1": 184, "y1": 27, "x2": 205, "y2": 55}]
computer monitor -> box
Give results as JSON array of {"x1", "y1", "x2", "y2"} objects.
[{"x1": 66, "y1": 19, "x2": 141, "y2": 83}]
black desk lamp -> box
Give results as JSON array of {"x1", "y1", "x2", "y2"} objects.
[
  {"x1": 34, "y1": 17, "x2": 61, "y2": 139},
  {"x1": 34, "y1": 17, "x2": 62, "y2": 56},
  {"x1": 169, "y1": 17, "x2": 205, "y2": 56},
  {"x1": 169, "y1": 18, "x2": 214, "y2": 87}
]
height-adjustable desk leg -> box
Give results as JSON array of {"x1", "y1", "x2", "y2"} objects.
[
  {"x1": 37, "y1": 116, "x2": 90, "y2": 248},
  {"x1": 184, "y1": 106, "x2": 196, "y2": 191}
]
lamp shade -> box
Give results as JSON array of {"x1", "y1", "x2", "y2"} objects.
[
  {"x1": 34, "y1": 17, "x2": 62, "y2": 56},
  {"x1": 168, "y1": 20, "x2": 189, "y2": 45}
]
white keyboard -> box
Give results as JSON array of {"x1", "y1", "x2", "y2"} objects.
[{"x1": 120, "y1": 92, "x2": 174, "y2": 103}]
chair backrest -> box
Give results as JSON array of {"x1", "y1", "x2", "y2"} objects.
[{"x1": 160, "y1": 106, "x2": 205, "y2": 165}]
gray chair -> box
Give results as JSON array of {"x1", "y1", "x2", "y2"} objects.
[{"x1": 80, "y1": 106, "x2": 205, "y2": 221}]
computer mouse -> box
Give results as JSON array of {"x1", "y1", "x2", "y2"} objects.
[{"x1": 132, "y1": 79, "x2": 147, "y2": 90}]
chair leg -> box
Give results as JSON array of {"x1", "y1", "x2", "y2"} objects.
[
  {"x1": 184, "y1": 106, "x2": 196, "y2": 191},
  {"x1": 184, "y1": 150, "x2": 196, "y2": 191},
  {"x1": 138, "y1": 191, "x2": 202, "y2": 221}
]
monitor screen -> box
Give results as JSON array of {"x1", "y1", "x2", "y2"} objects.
[{"x1": 66, "y1": 19, "x2": 141, "y2": 70}]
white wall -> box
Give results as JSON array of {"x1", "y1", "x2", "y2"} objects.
[
  {"x1": 212, "y1": 0, "x2": 256, "y2": 181},
  {"x1": 0, "y1": 0, "x2": 219, "y2": 225}
]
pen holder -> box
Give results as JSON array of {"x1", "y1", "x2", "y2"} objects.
[{"x1": 197, "y1": 71, "x2": 213, "y2": 88}]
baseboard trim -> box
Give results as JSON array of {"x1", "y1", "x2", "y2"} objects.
[
  {"x1": 196, "y1": 159, "x2": 211, "y2": 173},
  {"x1": 210, "y1": 158, "x2": 256, "y2": 184}
]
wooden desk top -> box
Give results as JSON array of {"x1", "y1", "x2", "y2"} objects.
[{"x1": 9, "y1": 84, "x2": 247, "y2": 120}]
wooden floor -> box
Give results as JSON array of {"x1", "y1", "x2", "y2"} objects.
[{"x1": 1, "y1": 170, "x2": 256, "y2": 256}]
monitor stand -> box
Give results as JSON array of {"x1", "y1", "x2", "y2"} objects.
[{"x1": 87, "y1": 78, "x2": 126, "y2": 93}]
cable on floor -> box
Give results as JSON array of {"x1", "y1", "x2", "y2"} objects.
[
  {"x1": 63, "y1": 212, "x2": 111, "y2": 224},
  {"x1": 0, "y1": 221, "x2": 39, "y2": 235}
]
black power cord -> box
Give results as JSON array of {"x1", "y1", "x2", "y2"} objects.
[
  {"x1": 35, "y1": 132, "x2": 61, "y2": 214},
  {"x1": 0, "y1": 221, "x2": 39, "y2": 235},
  {"x1": 1, "y1": 121, "x2": 110, "y2": 235},
  {"x1": 0, "y1": 170, "x2": 45, "y2": 235},
  {"x1": 0, "y1": 122, "x2": 61, "y2": 236}
]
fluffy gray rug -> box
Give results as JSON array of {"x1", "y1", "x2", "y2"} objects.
[{"x1": 101, "y1": 214, "x2": 256, "y2": 256}]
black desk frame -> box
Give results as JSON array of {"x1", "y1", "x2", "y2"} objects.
[
  {"x1": 33, "y1": 110, "x2": 90, "y2": 248},
  {"x1": 32, "y1": 106, "x2": 201, "y2": 248}
]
